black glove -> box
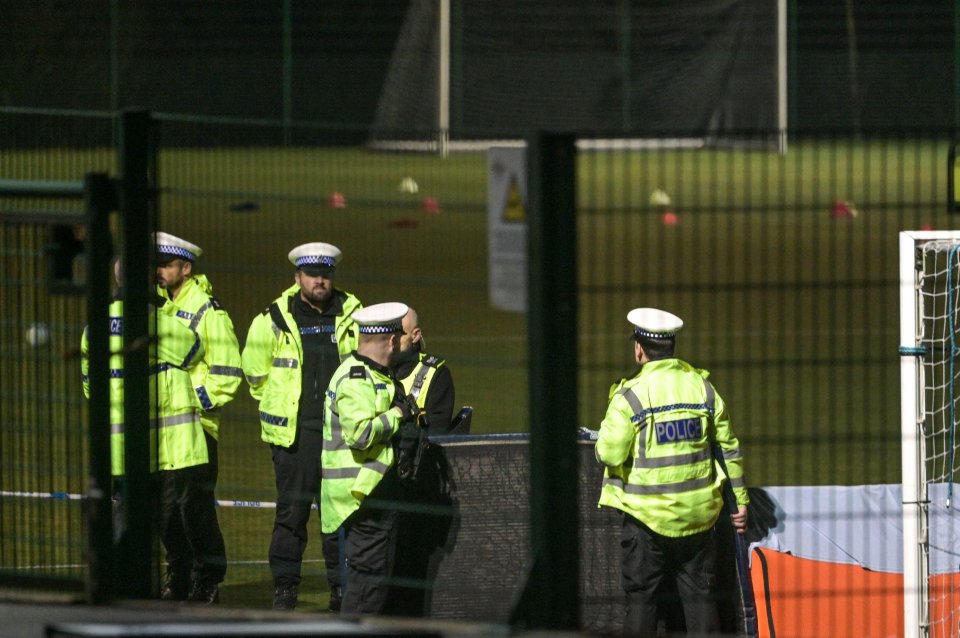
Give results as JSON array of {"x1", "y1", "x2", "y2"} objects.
[
  {"x1": 395, "y1": 421, "x2": 427, "y2": 482},
  {"x1": 393, "y1": 392, "x2": 421, "y2": 422}
]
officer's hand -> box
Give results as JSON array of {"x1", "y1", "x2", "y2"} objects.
[
  {"x1": 730, "y1": 505, "x2": 748, "y2": 535},
  {"x1": 392, "y1": 393, "x2": 420, "y2": 422}
]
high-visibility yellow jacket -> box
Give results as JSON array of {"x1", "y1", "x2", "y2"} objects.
[
  {"x1": 595, "y1": 358, "x2": 748, "y2": 537},
  {"x1": 241, "y1": 284, "x2": 361, "y2": 447},
  {"x1": 320, "y1": 353, "x2": 404, "y2": 533},
  {"x1": 158, "y1": 274, "x2": 242, "y2": 440},
  {"x1": 399, "y1": 353, "x2": 444, "y2": 408},
  {"x1": 81, "y1": 298, "x2": 208, "y2": 474}
]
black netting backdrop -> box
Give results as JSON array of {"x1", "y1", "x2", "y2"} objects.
[
  {"x1": 423, "y1": 435, "x2": 746, "y2": 635},
  {"x1": 372, "y1": 0, "x2": 779, "y2": 140},
  {"x1": 423, "y1": 436, "x2": 622, "y2": 633}
]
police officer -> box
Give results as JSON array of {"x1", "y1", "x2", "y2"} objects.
[
  {"x1": 241, "y1": 242, "x2": 362, "y2": 611},
  {"x1": 393, "y1": 307, "x2": 455, "y2": 432},
  {"x1": 81, "y1": 259, "x2": 212, "y2": 593},
  {"x1": 385, "y1": 306, "x2": 459, "y2": 616},
  {"x1": 80, "y1": 259, "x2": 126, "y2": 496},
  {"x1": 320, "y1": 302, "x2": 422, "y2": 615},
  {"x1": 595, "y1": 308, "x2": 749, "y2": 636},
  {"x1": 154, "y1": 232, "x2": 241, "y2": 604}
]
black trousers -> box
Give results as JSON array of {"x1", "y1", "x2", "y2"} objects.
[
  {"x1": 269, "y1": 427, "x2": 340, "y2": 588},
  {"x1": 383, "y1": 443, "x2": 454, "y2": 617},
  {"x1": 340, "y1": 491, "x2": 402, "y2": 615},
  {"x1": 620, "y1": 513, "x2": 719, "y2": 637},
  {"x1": 158, "y1": 446, "x2": 227, "y2": 587}
]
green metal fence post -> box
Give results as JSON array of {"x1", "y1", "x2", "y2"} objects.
[
  {"x1": 511, "y1": 133, "x2": 579, "y2": 630},
  {"x1": 83, "y1": 172, "x2": 117, "y2": 603},
  {"x1": 117, "y1": 109, "x2": 158, "y2": 598}
]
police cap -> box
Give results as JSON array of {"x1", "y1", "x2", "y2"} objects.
[
  {"x1": 288, "y1": 242, "x2": 342, "y2": 277},
  {"x1": 155, "y1": 231, "x2": 202, "y2": 264},
  {"x1": 627, "y1": 307, "x2": 683, "y2": 340},
  {"x1": 354, "y1": 302, "x2": 408, "y2": 335}
]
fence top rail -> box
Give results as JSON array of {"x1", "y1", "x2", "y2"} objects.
[
  {"x1": 0, "y1": 179, "x2": 84, "y2": 199},
  {"x1": 0, "y1": 209, "x2": 84, "y2": 224}
]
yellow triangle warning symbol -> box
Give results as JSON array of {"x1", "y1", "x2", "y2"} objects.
[{"x1": 503, "y1": 178, "x2": 526, "y2": 222}]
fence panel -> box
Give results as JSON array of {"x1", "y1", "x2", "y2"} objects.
[{"x1": 1, "y1": 108, "x2": 953, "y2": 622}]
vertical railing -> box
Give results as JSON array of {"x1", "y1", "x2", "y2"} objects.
[
  {"x1": 83, "y1": 172, "x2": 117, "y2": 603},
  {"x1": 116, "y1": 109, "x2": 158, "y2": 598},
  {"x1": 512, "y1": 133, "x2": 579, "y2": 630}
]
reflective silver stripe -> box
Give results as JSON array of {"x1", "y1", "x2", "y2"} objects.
[
  {"x1": 189, "y1": 301, "x2": 213, "y2": 331},
  {"x1": 620, "y1": 387, "x2": 709, "y2": 469},
  {"x1": 270, "y1": 323, "x2": 281, "y2": 339},
  {"x1": 209, "y1": 365, "x2": 243, "y2": 377},
  {"x1": 362, "y1": 458, "x2": 390, "y2": 475},
  {"x1": 323, "y1": 467, "x2": 360, "y2": 479},
  {"x1": 728, "y1": 476, "x2": 746, "y2": 488},
  {"x1": 323, "y1": 410, "x2": 349, "y2": 452},
  {"x1": 150, "y1": 412, "x2": 198, "y2": 429},
  {"x1": 352, "y1": 413, "x2": 393, "y2": 449},
  {"x1": 111, "y1": 423, "x2": 124, "y2": 435},
  {"x1": 619, "y1": 389, "x2": 647, "y2": 430},
  {"x1": 703, "y1": 379, "x2": 715, "y2": 414},
  {"x1": 377, "y1": 413, "x2": 392, "y2": 443},
  {"x1": 641, "y1": 447, "x2": 710, "y2": 468},
  {"x1": 246, "y1": 374, "x2": 267, "y2": 385},
  {"x1": 272, "y1": 358, "x2": 298, "y2": 369},
  {"x1": 603, "y1": 474, "x2": 714, "y2": 495},
  {"x1": 353, "y1": 419, "x2": 376, "y2": 449},
  {"x1": 409, "y1": 363, "x2": 430, "y2": 401},
  {"x1": 324, "y1": 379, "x2": 348, "y2": 451},
  {"x1": 722, "y1": 447, "x2": 742, "y2": 461}
]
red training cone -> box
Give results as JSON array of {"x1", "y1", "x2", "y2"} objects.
[
  {"x1": 328, "y1": 192, "x2": 347, "y2": 209},
  {"x1": 830, "y1": 199, "x2": 857, "y2": 218}
]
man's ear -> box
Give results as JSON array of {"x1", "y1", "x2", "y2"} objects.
[
  {"x1": 412, "y1": 327, "x2": 422, "y2": 345},
  {"x1": 182, "y1": 260, "x2": 193, "y2": 277}
]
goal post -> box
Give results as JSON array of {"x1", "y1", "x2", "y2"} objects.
[
  {"x1": 370, "y1": 0, "x2": 788, "y2": 153},
  {"x1": 900, "y1": 230, "x2": 960, "y2": 638}
]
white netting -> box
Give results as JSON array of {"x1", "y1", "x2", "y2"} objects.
[
  {"x1": 917, "y1": 238, "x2": 960, "y2": 638},
  {"x1": 919, "y1": 242, "x2": 960, "y2": 494}
]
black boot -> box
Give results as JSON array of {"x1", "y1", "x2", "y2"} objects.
[
  {"x1": 273, "y1": 584, "x2": 298, "y2": 611},
  {"x1": 187, "y1": 581, "x2": 220, "y2": 604},
  {"x1": 160, "y1": 574, "x2": 189, "y2": 602}
]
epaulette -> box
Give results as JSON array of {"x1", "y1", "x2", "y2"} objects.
[
  {"x1": 422, "y1": 354, "x2": 445, "y2": 367},
  {"x1": 607, "y1": 378, "x2": 627, "y2": 401},
  {"x1": 349, "y1": 366, "x2": 366, "y2": 379},
  {"x1": 209, "y1": 296, "x2": 224, "y2": 311}
]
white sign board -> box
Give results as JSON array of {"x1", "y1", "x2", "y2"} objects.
[{"x1": 487, "y1": 147, "x2": 527, "y2": 313}]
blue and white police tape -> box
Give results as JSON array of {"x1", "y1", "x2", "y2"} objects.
[{"x1": 0, "y1": 490, "x2": 318, "y2": 510}]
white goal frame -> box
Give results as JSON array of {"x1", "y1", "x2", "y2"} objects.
[{"x1": 900, "y1": 230, "x2": 960, "y2": 638}]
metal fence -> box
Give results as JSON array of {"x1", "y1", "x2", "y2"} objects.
[{"x1": 0, "y1": 108, "x2": 954, "y2": 620}]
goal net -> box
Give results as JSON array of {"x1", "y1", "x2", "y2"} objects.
[
  {"x1": 369, "y1": 0, "x2": 786, "y2": 153},
  {"x1": 901, "y1": 231, "x2": 960, "y2": 638}
]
